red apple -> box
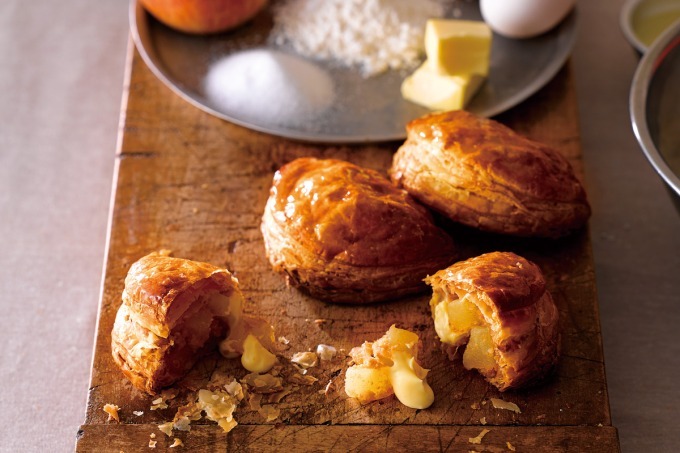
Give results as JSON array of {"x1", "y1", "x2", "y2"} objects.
[{"x1": 139, "y1": 0, "x2": 268, "y2": 35}]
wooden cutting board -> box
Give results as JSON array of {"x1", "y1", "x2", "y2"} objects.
[{"x1": 76, "y1": 40, "x2": 620, "y2": 452}]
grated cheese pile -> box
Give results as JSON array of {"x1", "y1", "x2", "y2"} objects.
[{"x1": 270, "y1": 0, "x2": 444, "y2": 77}]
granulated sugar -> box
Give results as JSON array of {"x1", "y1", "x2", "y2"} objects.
[
  {"x1": 270, "y1": 0, "x2": 444, "y2": 77},
  {"x1": 203, "y1": 49, "x2": 335, "y2": 125}
]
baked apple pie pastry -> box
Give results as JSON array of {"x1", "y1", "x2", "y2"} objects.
[
  {"x1": 111, "y1": 251, "x2": 275, "y2": 394},
  {"x1": 261, "y1": 157, "x2": 457, "y2": 303},
  {"x1": 425, "y1": 251, "x2": 560, "y2": 391},
  {"x1": 390, "y1": 110, "x2": 591, "y2": 238}
]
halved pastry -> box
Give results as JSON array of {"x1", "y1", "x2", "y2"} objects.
[
  {"x1": 111, "y1": 251, "x2": 245, "y2": 394},
  {"x1": 261, "y1": 157, "x2": 457, "y2": 303},
  {"x1": 425, "y1": 251, "x2": 560, "y2": 391},
  {"x1": 390, "y1": 110, "x2": 591, "y2": 238}
]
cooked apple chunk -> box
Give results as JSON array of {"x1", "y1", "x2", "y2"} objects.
[
  {"x1": 426, "y1": 251, "x2": 560, "y2": 391},
  {"x1": 462, "y1": 326, "x2": 496, "y2": 373},
  {"x1": 431, "y1": 289, "x2": 484, "y2": 346}
]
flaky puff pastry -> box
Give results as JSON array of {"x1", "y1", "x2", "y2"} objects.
[
  {"x1": 261, "y1": 157, "x2": 457, "y2": 304},
  {"x1": 390, "y1": 110, "x2": 591, "y2": 238},
  {"x1": 425, "y1": 251, "x2": 560, "y2": 391},
  {"x1": 111, "y1": 251, "x2": 244, "y2": 394}
]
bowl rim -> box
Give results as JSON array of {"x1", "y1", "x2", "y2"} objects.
[
  {"x1": 630, "y1": 19, "x2": 680, "y2": 198},
  {"x1": 620, "y1": 0, "x2": 648, "y2": 53}
]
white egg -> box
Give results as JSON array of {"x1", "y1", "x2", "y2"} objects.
[{"x1": 480, "y1": 0, "x2": 576, "y2": 39}]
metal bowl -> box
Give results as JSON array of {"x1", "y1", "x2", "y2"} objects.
[
  {"x1": 630, "y1": 20, "x2": 680, "y2": 212},
  {"x1": 620, "y1": 0, "x2": 680, "y2": 53}
]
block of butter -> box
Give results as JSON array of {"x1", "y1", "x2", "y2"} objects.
[
  {"x1": 425, "y1": 19, "x2": 492, "y2": 76},
  {"x1": 401, "y1": 61, "x2": 485, "y2": 111}
]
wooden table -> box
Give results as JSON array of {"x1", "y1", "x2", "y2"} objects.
[{"x1": 76, "y1": 41, "x2": 620, "y2": 451}]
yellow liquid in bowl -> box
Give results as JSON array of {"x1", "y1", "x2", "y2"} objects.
[{"x1": 633, "y1": 6, "x2": 680, "y2": 47}]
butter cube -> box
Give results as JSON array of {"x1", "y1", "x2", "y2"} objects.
[
  {"x1": 401, "y1": 62, "x2": 484, "y2": 111},
  {"x1": 425, "y1": 19, "x2": 492, "y2": 76}
]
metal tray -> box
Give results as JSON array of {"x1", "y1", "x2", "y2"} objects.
[{"x1": 130, "y1": 0, "x2": 577, "y2": 143}]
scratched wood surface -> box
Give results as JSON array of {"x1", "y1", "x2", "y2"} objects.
[{"x1": 76, "y1": 41, "x2": 619, "y2": 451}]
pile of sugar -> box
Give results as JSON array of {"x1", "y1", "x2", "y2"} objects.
[
  {"x1": 203, "y1": 49, "x2": 335, "y2": 125},
  {"x1": 270, "y1": 0, "x2": 444, "y2": 77}
]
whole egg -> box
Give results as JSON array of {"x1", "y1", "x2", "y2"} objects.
[{"x1": 480, "y1": 0, "x2": 576, "y2": 39}]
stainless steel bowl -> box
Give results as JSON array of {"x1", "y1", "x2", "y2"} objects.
[{"x1": 630, "y1": 20, "x2": 680, "y2": 213}]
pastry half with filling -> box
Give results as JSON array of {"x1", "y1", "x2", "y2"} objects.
[
  {"x1": 111, "y1": 251, "x2": 244, "y2": 394},
  {"x1": 344, "y1": 325, "x2": 434, "y2": 409},
  {"x1": 390, "y1": 110, "x2": 591, "y2": 238},
  {"x1": 425, "y1": 251, "x2": 560, "y2": 391},
  {"x1": 261, "y1": 157, "x2": 457, "y2": 304}
]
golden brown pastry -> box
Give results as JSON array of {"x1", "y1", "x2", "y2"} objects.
[
  {"x1": 111, "y1": 251, "x2": 244, "y2": 394},
  {"x1": 261, "y1": 157, "x2": 457, "y2": 304},
  {"x1": 425, "y1": 251, "x2": 560, "y2": 391},
  {"x1": 390, "y1": 110, "x2": 591, "y2": 238}
]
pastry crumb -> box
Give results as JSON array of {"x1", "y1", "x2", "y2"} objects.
[
  {"x1": 158, "y1": 421, "x2": 174, "y2": 437},
  {"x1": 133, "y1": 410, "x2": 144, "y2": 416},
  {"x1": 224, "y1": 381, "x2": 245, "y2": 400},
  {"x1": 291, "y1": 351, "x2": 318, "y2": 368},
  {"x1": 490, "y1": 398, "x2": 521, "y2": 413},
  {"x1": 150, "y1": 397, "x2": 168, "y2": 410},
  {"x1": 470, "y1": 402, "x2": 480, "y2": 410},
  {"x1": 198, "y1": 389, "x2": 241, "y2": 432},
  {"x1": 288, "y1": 372, "x2": 318, "y2": 386},
  {"x1": 248, "y1": 393, "x2": 263, "y2": 411},
  {"x1": 269, "y1": 388, "x2": 293, "y2": 403},
  {"x1": 150, "y1": 389, "x2": 178, "y2": 410},
  {"x1": 468, "y1": 428, "x2": 490, "y2": 444},
  {"x1": 241, "y1": 372, "x2": 284, "y2": 393},
  {"x1": 103, "y1": 403, "x2": 120, "y2": 422},
  {"x1": 316, "y1": 344, "x2": 337, "y2": 361},
  {"x1": 170, "y1": 438, "x2": 183, "y2": 448},
  {"x1": 148, "y1": 439, "x2": 157, "y2": 448},
  {"x1": 149, "y1": 433, "x2": 156, "y2": 439},
  {"x1": 479, "y1": 417, "x2": 487, "y2": 425},
  {"x1": 507, "y1": 441, "x2": 516, "y2": 451},
  {"x1": 173, "y1": 416, "x2": 192, "y2": 432},
  {"x1": 259, "y1": 404, "x2": 281, "y2": 422}
]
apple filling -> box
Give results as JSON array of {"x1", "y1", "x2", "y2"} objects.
[
  {"x1": 431, "y1": 289, "x2": 484, "y2": 346},
  {"x1": 430, "y1": 290, "x2": 496, "y2": 375},
  {"x1": 462, "y1": 326, "x2": 495, "y2": 373}
]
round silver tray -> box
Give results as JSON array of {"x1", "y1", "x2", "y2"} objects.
[{"x1": 130, "y1": 0, "x2": 577, "y2": 143}]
